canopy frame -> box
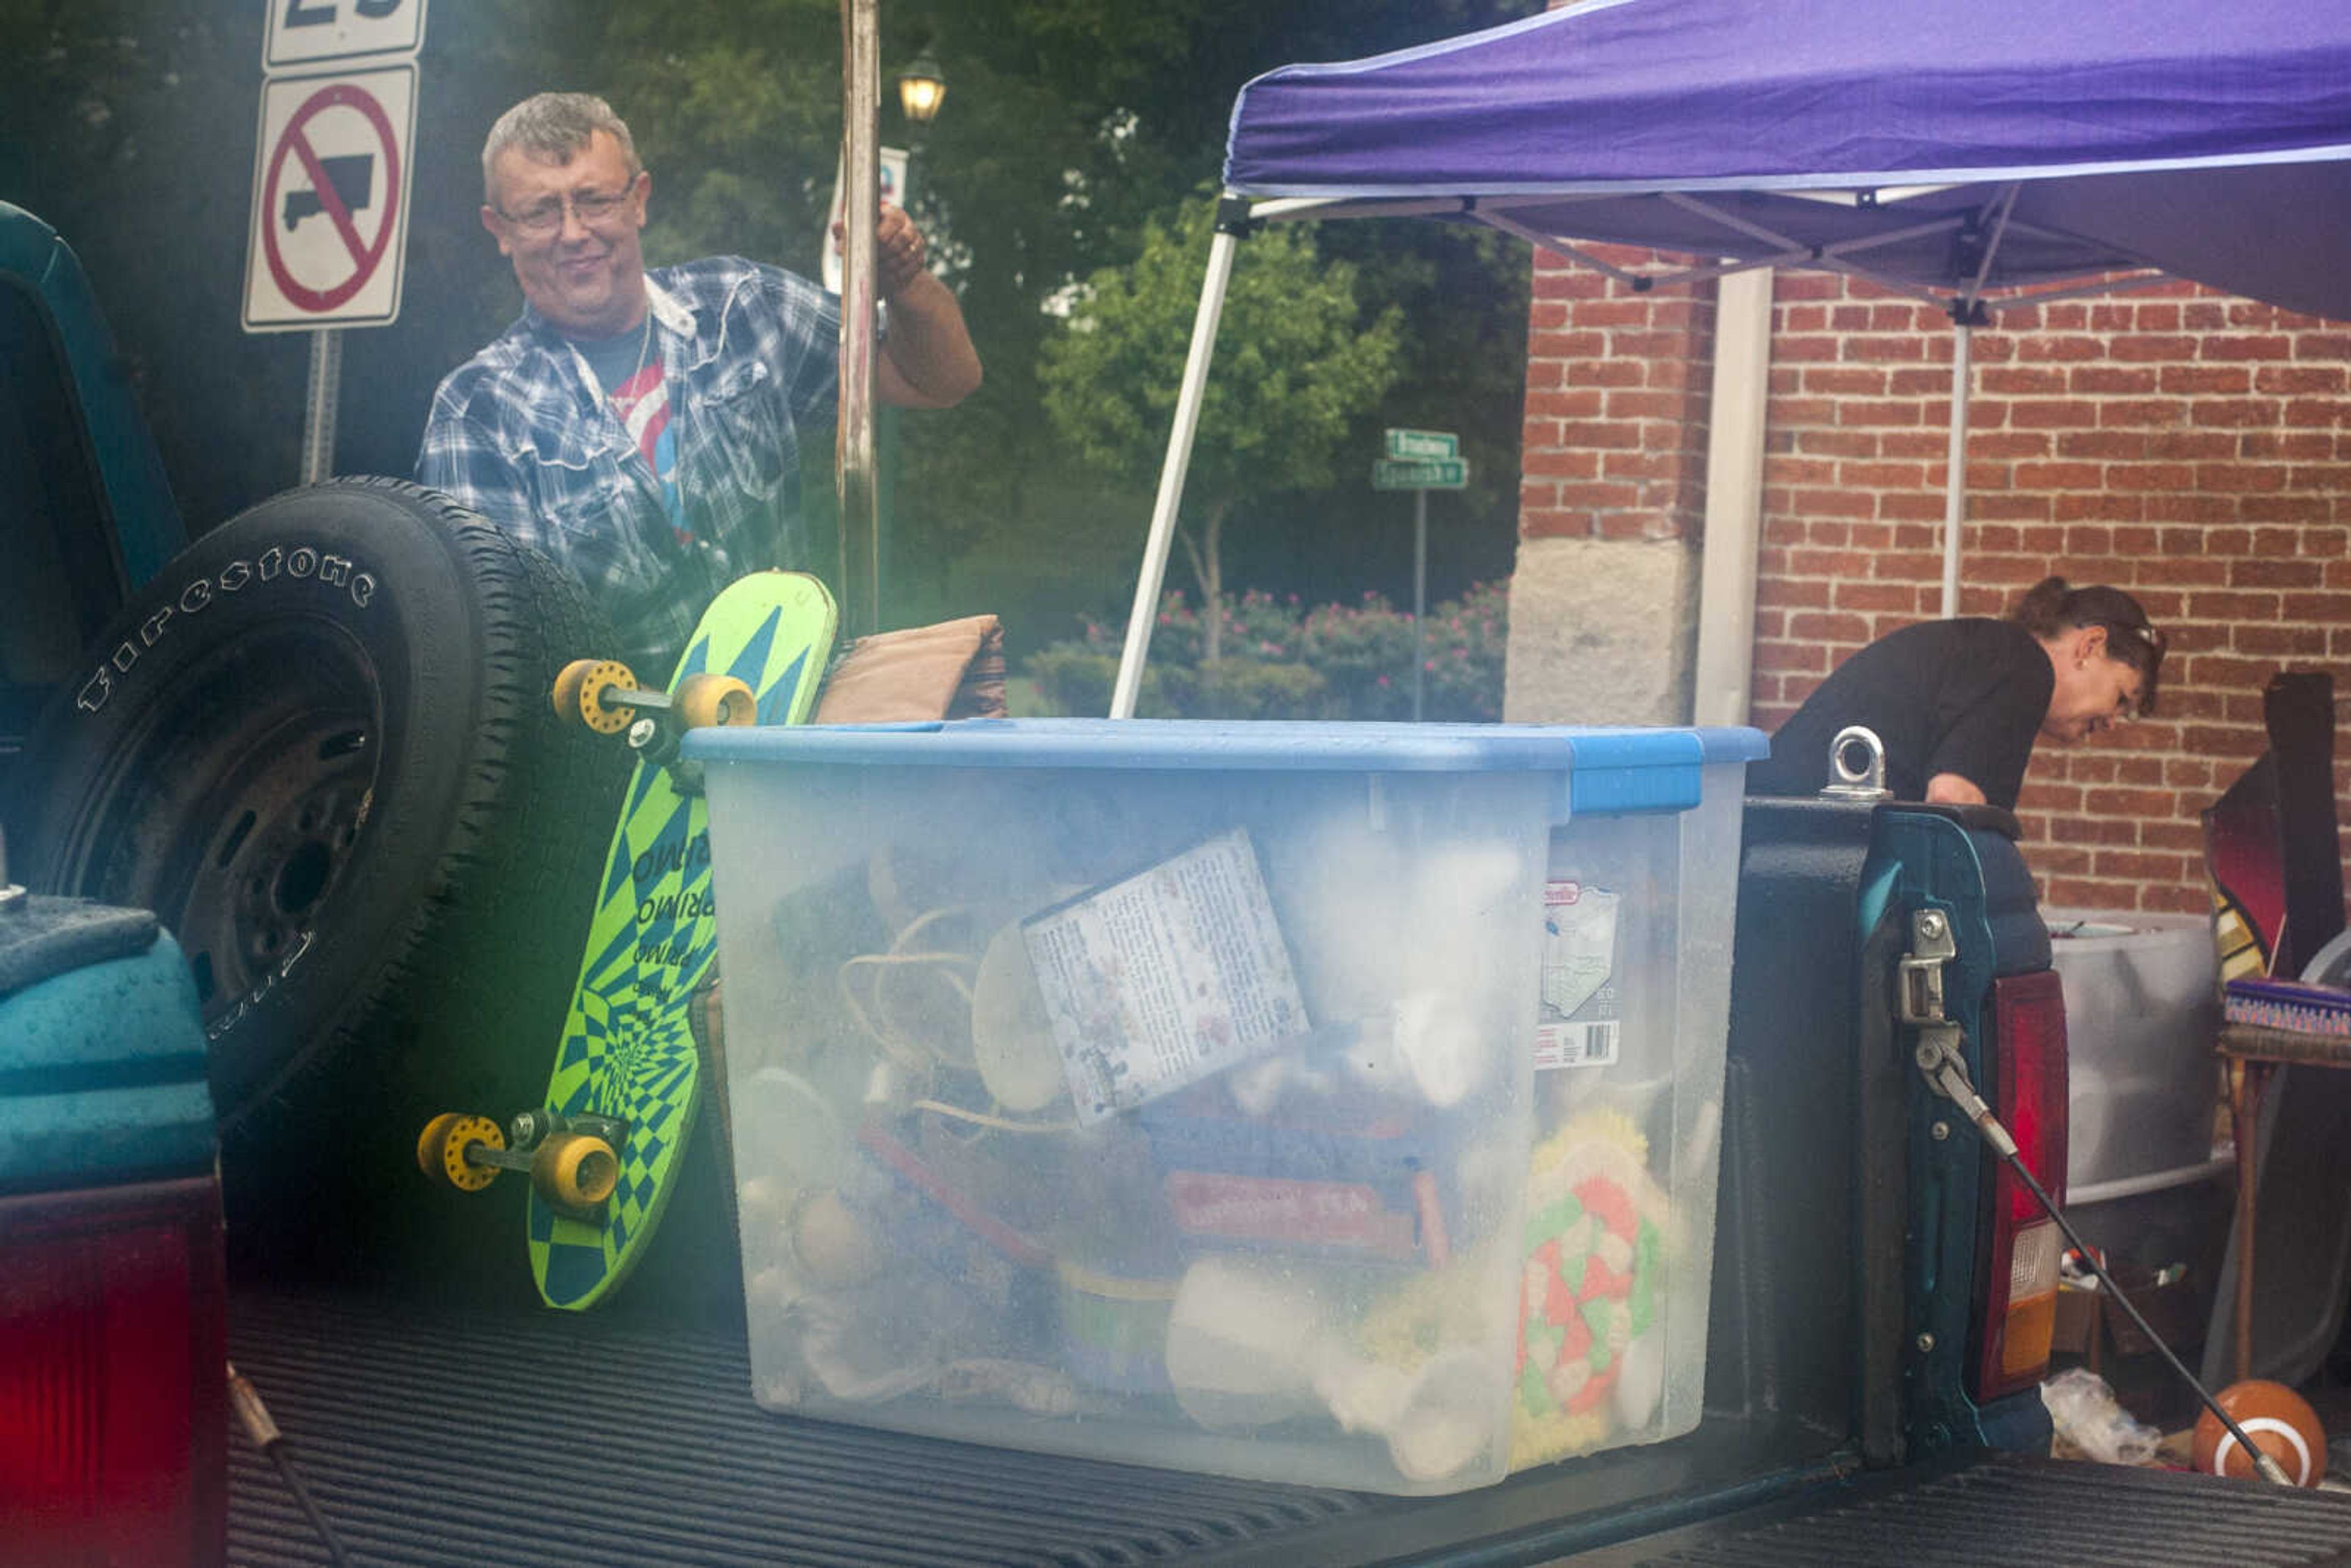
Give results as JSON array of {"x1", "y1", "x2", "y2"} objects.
[
  {"x1": 1109, "y1": 186, "x2": 2170, "y2": 713},
  {"x1": 1106, "y1": 0, "x2": 2351, "y2": 712}
]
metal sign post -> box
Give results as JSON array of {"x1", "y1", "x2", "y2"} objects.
[
  {"x1": 1373, "y1": 430, "x2": 1468, "y2": 721},
  {"x1": 1413, "y1": 487, "x2": 1427, "y2": 719},
  {"x1": 301, "y1": 328, "x2": 342, "y2": 484}
]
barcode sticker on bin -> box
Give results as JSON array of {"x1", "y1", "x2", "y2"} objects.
[
  {"x1": 1537, "y1": 879, "x2": 1621, "y2": 1070},
  {"x1": 1537, "y1": 1019, "x2": 1621, "y2": 1070},
  {"x1": 1022, "y1": 828, "x2": 1309, "y2": 1123}
]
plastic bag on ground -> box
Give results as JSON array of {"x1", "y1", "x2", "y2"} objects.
[{"x1": 2042, "y1": 1365, "x2": 2162, "y2": 1466}]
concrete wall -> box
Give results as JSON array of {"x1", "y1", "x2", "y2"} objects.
[{"x1": 1504, "y1": 250, "x2": 1714, "y2": 726}]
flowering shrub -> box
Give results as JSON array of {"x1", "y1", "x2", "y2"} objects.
[{"x1": 1027, "y1": 582, "x2": 1507, "y2": 722}]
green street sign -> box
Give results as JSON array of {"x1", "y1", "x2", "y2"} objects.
[
  {"x1": 1372, "y1": 457, "x2": 1469, "y2": 490},
  {"x1": 1385, "y1": 427, "x2": 1460, "y2": 460}
]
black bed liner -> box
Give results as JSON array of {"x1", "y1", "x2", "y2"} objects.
[
  {"x1": 1564, "y1": 1449, "x2": 2351, "y2": 1567},
  {"x1": 225, "y1": 1283, "x2": 1378, "y2": 1568},
  {"x1": 221, "y1": 1279, "x2": 1833, "y2": 1568},
  {"x1": 225, "y1": 1285, "x2": 2351, "y2": 1568}
]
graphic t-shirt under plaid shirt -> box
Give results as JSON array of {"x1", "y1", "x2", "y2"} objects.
[{"x1": 416, "y1": 257, "x2": 841, "y2": 670}]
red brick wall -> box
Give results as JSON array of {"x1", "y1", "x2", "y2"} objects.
[
  {"x1": 1522, "y1": 250, "x2": 1714, "y2": 544},
  {"x1": 1525, "y1": 249, "x2": 2351, "y2": 921}
]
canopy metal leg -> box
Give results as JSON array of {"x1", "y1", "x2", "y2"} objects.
[
  {"x1": 1938, "y1": 320, "x2": 1973, "y2": 620},
  {"x1": 1111, "y1": 212, "x2": 1242, "y2": 718}
]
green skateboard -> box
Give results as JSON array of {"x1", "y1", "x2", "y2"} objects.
[{"x1": 418, "y1": 571, "x2": 836, "y2": 1308}]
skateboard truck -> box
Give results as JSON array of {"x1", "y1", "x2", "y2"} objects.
[
  {"x1": 552, "y1": 659, "x2": 758, "y2": 792},
  {"x1": 417, "y1": 1108, "x2": 632, "y2": 1222}
]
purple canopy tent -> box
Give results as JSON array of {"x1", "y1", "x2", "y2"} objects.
[{"x1": 1109, "y1": 0, "x2": 2351, "y2": 715}]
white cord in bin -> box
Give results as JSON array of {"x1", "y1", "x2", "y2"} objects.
[{"x1": 840, "y1": 900, "x2": 1076, "y2": 1132}]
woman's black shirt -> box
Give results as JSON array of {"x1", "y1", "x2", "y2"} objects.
[{"x1": 1745, "y1": 618, "x2": 2053, "y2": 810}]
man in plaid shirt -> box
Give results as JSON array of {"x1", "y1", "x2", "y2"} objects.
[{"x1": 418, "y1": 93, "x2": 980, "y2": 668}]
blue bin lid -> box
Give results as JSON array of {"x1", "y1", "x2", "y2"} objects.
[{"x1": 687, "y1": 718, "x2": 1768, "y2": 816}]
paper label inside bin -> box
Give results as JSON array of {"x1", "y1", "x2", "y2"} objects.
[
  {"x1": 1536, "y1": 880, "x2": 1620, "y2": 1070},
  {"x1": 1022, "y1": 828, "x2": 1309, "y2": 1124},
  {"x1": 1163, "y1": 1171, "x2": 1419, "y2": 1259}
]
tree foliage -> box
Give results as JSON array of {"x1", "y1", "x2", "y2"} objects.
[{"x1": 1040, "y1": 197, "x2": 1401, "y2": 659}]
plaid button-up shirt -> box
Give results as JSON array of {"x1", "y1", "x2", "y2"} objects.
[{"x1": 417, "y1": 257, "x2": 841, "y2": 670}]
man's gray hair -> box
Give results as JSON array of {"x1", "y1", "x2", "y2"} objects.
[{"x1": 482, "y1": 92, "x2": 640, "y2": 204}]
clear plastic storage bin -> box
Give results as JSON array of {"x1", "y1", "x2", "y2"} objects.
[{"x1": 686, "y1": 719, "x2": 1766, "y2": 1495}]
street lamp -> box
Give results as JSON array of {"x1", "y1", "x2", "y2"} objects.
[{"x1": 896, "y1": 53, "x2": 946, "y2": 126}]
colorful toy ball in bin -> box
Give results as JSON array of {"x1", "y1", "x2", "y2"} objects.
[
  {"x1": 1512, "y1": 1109, "x2": 1670, "y2": 1468},
  {"x1": 2191, "y1": 1379, "x2": 2328, "y2": 1487}
]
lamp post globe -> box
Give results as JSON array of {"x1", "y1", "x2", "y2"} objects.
[{"x1": 896, "y1": 53, "x2": 946, "y2": 125}]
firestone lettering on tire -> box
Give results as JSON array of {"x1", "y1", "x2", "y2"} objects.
[
  {"x1": 75, "y1": 542, "x2": 380, "y2": 715},
  {"x1": 204, "y1": 928, "x2": 316, "y2": 1043}
]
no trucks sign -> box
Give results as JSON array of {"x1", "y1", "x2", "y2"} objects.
[
  {"x1": 242, "y1": 67, "x2": 417, "y2": 331},
  {"x1": 246, "y1": 0, "x2": 424, "y2": 334}
]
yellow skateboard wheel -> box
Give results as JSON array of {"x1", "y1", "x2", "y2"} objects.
[
  {"x1": 531, "y1": 1130, "x2": 620, "y2": 1209},
  {"x1": 416, "y1": 1112, "x2": 459, "y2": 1176},
  {"x1": 418, "y1": 1113, "x2": 503, "y2": 1193},
  {"x1": 556, "y1": 659, "x2": 639, "y2": 734},
  {"x1": 552, "y1": 659, "x2": 596, "y2": 723},
  {"x1": 673, "y1": 673, "x2": 758, "y2": 730}
]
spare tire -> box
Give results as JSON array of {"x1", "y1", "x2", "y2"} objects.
[{"x1": 13, "y1": 478, "x2": 624, "y2": 1283}]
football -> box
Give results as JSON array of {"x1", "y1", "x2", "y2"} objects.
[{"x1": 2191, "y1": 1378, "x2": 2328, "y2": 1487}]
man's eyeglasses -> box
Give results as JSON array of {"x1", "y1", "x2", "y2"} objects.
[{"x1": 496, "y1": 184, "x2": 636, "y2": 239}]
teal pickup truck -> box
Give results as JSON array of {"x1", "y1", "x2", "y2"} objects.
[{"x1": 10, "y1": 199, "x2": 2351, "y2": 1568}]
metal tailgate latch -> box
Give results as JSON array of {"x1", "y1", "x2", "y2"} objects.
[{"x1": 1899, "y1": 908, "x2": 2017, "y2": 1160}]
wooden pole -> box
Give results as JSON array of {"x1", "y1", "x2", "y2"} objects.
[
  {"x1": 2229, "y1": 1057, "x2": 2268, "y2": 1382},
  {"x1": 837, "y1": 0, "x2": 882, "y2": 639}
]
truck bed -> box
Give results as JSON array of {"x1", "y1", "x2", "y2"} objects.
[
  {"x1": 217, "y1": 799, "x2": 2351, "y2": 1567},
  {"x1": 224, "y1": 1283, "x2": 2351, "y2": 1567},
  {"x1": 221, "y1": 1281, "x2": 1843, "y2": 1568}
]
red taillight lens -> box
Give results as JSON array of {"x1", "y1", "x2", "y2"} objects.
[
  {"x1": 0, "y1": 1177, "x2": 227, "y2": 1568},
  {"x1": 1976, "y1": 969, "x2": 2068, "y2": 1401}
]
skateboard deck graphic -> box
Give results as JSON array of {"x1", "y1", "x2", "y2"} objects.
[{"x1": 529, "y1": 571, "x2": 835, "y2": 1308}]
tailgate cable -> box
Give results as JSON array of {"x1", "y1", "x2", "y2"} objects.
[
  {"x1": 229, "y1": 1361, "x2": 359, "y2": 1565},
  {"x1": 1901, "y1": 909, "x2": 2293, "y2": 1488}
]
